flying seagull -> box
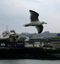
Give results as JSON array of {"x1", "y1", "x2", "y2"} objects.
[{"x1": 24, "y1": 10, "x2": 47, "y2": 34}]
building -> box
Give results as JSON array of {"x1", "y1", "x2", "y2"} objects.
[{"x1": 29, "y1": 36, "x2": 60, "y2": 48}]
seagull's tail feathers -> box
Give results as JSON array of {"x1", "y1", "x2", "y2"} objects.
[{"x1": 24, "y1": 24, "x2": 30, "y2": 27}]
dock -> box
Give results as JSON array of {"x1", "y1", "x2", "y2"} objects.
[{"x1": 0, "y1": 47, "x2": 60, "y2": 59}]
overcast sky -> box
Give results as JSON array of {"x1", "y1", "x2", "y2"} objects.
[{"x1": 0, "y1": 0, "x2": 60, "y2": 34}]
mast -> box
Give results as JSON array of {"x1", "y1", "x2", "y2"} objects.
[{"x1": 6, "y1": 25, "x2": 8, "y2": 31}]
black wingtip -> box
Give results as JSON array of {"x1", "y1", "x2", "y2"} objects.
[
  {"x1": 29, "y1": 10, "x2": 39, "y2": 15},
  {"x1": 38, "y1": 32, "x2": 41, "y2": 34},
  {"x1": 38, "y1": 31, "x2": 42, "y2": 34},
  {"x1": 29, "y1": 10, "x2": 34, "y2": 12}
]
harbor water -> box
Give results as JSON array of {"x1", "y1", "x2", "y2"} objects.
[{"x1": 0, "y1": 59, "x2": 60, "y2": 64}]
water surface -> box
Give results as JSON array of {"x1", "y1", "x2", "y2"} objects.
[{"x1": 0, "y1": 59, "x2": 60, "y2": 64}]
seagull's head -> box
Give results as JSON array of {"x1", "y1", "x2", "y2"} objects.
[{"x1": 41, "y1": 21, "x2": 47, "y2": 24}]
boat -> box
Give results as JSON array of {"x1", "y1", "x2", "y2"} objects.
[{"x1": 0, "y1": 30, "x2": 60, "y2": 59}]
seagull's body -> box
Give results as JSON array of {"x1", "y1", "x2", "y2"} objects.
[{"x1": 24, "y1": 10, "x2": 47, "y2": 34}]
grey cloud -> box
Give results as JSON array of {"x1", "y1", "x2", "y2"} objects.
[{"x1": 0, "y1": 0, "x2": 60, "y2": 33}]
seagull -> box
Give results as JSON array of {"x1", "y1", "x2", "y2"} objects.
[{"x1": 24, "y1": 10, "x2": 47, "y2": 34}]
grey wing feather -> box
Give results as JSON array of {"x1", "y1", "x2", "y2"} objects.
[
  {"x1": 36, "y1": 25, "x2": 43, "y2": 34},
  {"x1": 29, "y1": 10, "x2": 39, "y2": 22}
]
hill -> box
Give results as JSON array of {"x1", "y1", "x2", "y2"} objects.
[{"x1": 20, "y1": 31, "x2": 58, "y2": 38}]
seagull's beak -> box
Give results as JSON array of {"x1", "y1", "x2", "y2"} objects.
[{"x1": 45, "y1": 22, "x2": 47, "y2": 24}]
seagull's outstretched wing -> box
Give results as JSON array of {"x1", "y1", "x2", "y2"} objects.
[
  {"x1": 29, "y1": 10, "x2": 39, "y2": 22},
  {"x1": 36, "y1": 25, "x2": 43, "y2": 34}
]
